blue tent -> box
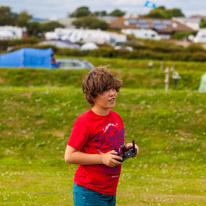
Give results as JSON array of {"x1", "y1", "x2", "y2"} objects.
[{"x1": 0, "y1": 48, "x2": 58, "y2": 69}]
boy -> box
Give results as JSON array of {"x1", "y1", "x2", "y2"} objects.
[{"x1": 65, "y1": 66, "x2": 139, "y2": 206}]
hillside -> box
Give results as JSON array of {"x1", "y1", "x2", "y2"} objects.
[{"x1": 0, "y1": 87, "x2": 206, "y2": 205}]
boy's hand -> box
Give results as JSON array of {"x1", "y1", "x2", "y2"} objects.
[
  {"x1": 101, "y1": 150, "x2": 122, "y2": 167},
  {"x1": 125, "y1": 142, "x2": 139, "y2": 158}
]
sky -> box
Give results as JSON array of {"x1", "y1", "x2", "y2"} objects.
[{"x1": 1, "y1": 0, "x2": 206, "y2": 19}]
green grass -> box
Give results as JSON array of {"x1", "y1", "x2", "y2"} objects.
[
  {"x1": 0, "y1": 87, "x2": 206, "y2": 205},
  {"x1": 57, "y1": 56, "x2": 206, "y2": 72},
  {"x1": 1, "y1": 57, "x2": 205, "y2": 91},
  {"x1": 0, "y1": 67, "x2": 204, "y2": 90}
]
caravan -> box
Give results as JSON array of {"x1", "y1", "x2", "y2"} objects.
[
  {"x1": 0, "y1": 26, "x2": 26, "y2": 40},
  {"x1": 194, "y1": 29, "x2": 206, "y2": 43}
]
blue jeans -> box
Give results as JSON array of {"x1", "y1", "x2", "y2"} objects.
[{"x1": 73, "y1": 183, "x2": 116, "y2": 206}]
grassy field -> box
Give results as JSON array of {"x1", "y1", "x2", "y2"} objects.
[
  {"x1": 0, "y1": 86, "x2": 206, "y2": 205},
  {"x1": 57, "y1": 56, "x2": 206, "y2": 72},
  {"x1": 0, "y1": 67, "x2": 204, "y2": 90}
]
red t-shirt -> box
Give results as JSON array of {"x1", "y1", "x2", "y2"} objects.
[{"x1": 67, "y1": 109, "x2": 125, "y2": 196}]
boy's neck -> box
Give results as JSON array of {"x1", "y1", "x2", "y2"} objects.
[{"x1": 92, "y1": 106, "x2": 110, "y2": 116}]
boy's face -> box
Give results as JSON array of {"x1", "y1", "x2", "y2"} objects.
[{"x1": 93, "y1": 88, "x2": 117, "y2": 110}]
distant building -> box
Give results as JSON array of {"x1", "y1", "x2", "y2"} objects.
[
  {"x1": 57, "y1": 17, "x2": 76, "y2": 28},
  {"x1": 172, "y1": 17, "x2": 200, "y2": 31},
  {"x1": 190, "y1": 15, "x2": 206, "y2": 20},
  {"x1": 29, "y1": 17, "x2": 49, "y2": 23},
  {"x1": 109, "y1": 17, "x2": 195, "y2": 39},
  {"x1": 98, "y1": 16, "x2": 117, "y2": 24}
]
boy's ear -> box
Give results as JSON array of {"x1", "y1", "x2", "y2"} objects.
[{"x1": 92, "y1": 97, "x2": 96, "y2": 103}]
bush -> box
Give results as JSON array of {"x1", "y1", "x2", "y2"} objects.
[
  {"x1": 2, "y1": 41, "x2": 206, "y2": 62},
  {"x1": 171, "y1": 31, "x2": 195, "y2": 40},
  {"x1": 184, "y1": 43, "x2": 205, "y2": 52},
  {"x1": 72, "y1": 16, "x2": 109, "y2": 30},
  {"x1": 0, "y1": 37, "x2": 41, "y2": 51}
]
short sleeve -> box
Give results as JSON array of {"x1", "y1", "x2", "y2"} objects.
[{"x1": 67, "y1": 117, "x2": 90, "y2": 150}]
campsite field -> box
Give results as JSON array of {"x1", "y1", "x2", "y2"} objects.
[{"x1": 0, "y1": 85, "x2": 206, "y2": 205}]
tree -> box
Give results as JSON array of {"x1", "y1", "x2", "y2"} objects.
[
  {"x1": 146, "y1": 9, "x2": 167, "y2": 18},
  {"x1": 26, "y1": 21, "x2": 64, "y2": 37},
  {"x1": 17, "y1": 11, "x2": 32, "y2": 27},
  {"x1": 200, "y1": 19, "x2": 206, "y2": 28},
  {"x1": 92, "y1": 11, "x2": 107, "y2": 17},
  {"x1": 0, "y1": 6, "x2": 17, "y2": 25},
  {"x1": 40, "y1": 21, "x2": 64, "y2": 32},
  {"x1": 70, "y1": 6, "x2": 91, "y2": 18},
  {"x1": 26, "y1": 22, "x2": 42, "y2": 36},
  {"x1": 167, "y1": 8, "x2": 184, "y2": 18},
  {"x1": 157, "y1": 6, "x2": 166, "y2": 10},
  {"x1": 146, "y1": 6, "x2": 184, "y2": 19},
  {"x1": 109, "y1": 9, "x2": 125, "y2": 17},
  {"x1": 72, "y1": 16, "x2": 108, "y2": 30}
]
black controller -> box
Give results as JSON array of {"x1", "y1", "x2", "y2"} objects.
[{"x1": 117, "y1": 140, "x2": 137, "y2": 162}]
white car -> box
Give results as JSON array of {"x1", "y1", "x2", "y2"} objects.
[{"x1": 56, "y1": 59, "x2": 94, "y2": 70}]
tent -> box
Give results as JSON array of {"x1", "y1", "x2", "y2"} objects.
[
  {"x1": 198, "y1": 73, "x2": 206, "y2": 92},
  {"x1": 39, "y1": 40, "x2": 80, "y2": 49},
  {"x1": 80, "y1": 42, "x2": 98, "y2": 50},
  {"x1": 0, "y1": 48, "x2": 58, "y2": 69}
]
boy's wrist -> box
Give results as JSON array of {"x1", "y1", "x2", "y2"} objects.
[{"x1": 100, "y1": 153, "x2": 104, "y2": 164}]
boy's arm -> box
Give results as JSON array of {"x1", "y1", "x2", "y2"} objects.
[{"x1": 65, "y1": 145, "x2": 122, "y2": 167}]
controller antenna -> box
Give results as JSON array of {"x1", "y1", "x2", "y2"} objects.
[{"x1": 132, "y1": 140, "x2": 135, "y2": 152}]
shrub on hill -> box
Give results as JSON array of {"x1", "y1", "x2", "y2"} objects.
[
  {"x1": 0, "y1": 38, "x2": 40, "y2": 51},
  {"x1": 2, "y1": 39, "x2": 206, "y2": 62}
]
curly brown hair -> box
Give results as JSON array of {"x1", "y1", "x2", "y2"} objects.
[{"x1": 82, "y1": 66, "x2": 122, "y2": 106}]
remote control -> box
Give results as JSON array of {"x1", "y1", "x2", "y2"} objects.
[{"x1": 117, "y1": 140, "x2": 137, "y2": 162}]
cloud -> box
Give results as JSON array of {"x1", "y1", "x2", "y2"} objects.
[{"x1": 1, "y1": 0, "x2": 206, "y2": 18}]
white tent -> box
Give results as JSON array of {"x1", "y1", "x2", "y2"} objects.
[{"x1": 80, "y1": 42, "x2": 99, "y2": 50}]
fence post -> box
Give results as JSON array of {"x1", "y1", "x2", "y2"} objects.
[
  {"x1": 164, "y1": 67, "x2": 170, "y2": 91},
  {"x1": 160, "y1": 61, "x2": 164, "y2": 70},
  {"x1": 172, "y1": 71, "x2": 181, "y2": 88}
]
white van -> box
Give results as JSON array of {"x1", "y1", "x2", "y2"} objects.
[{"x1": 122, "y1": 29, "x2": 161, "y2": 40}]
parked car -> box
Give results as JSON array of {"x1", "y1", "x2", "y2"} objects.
[{"x1": 56, "y1": 59, "x2": 95, "y2": 70}]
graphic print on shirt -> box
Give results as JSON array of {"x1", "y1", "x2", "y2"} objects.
[
  {"x1": 95, "y1": 120, "x2": 124, "y2": 151},
  {"x1": 95, "y1": 120, "x2": 124, "y2": 176}
]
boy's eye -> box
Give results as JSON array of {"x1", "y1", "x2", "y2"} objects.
[
  {"x1": 110, "y1": 88, "x2": 116, "y2": 92},
  {"x1": 104, "y1": 88, "x2": 116, "y2": 92},
  {"x1": 103, "y1": 88, "x2": 116, "y2": 93}
]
